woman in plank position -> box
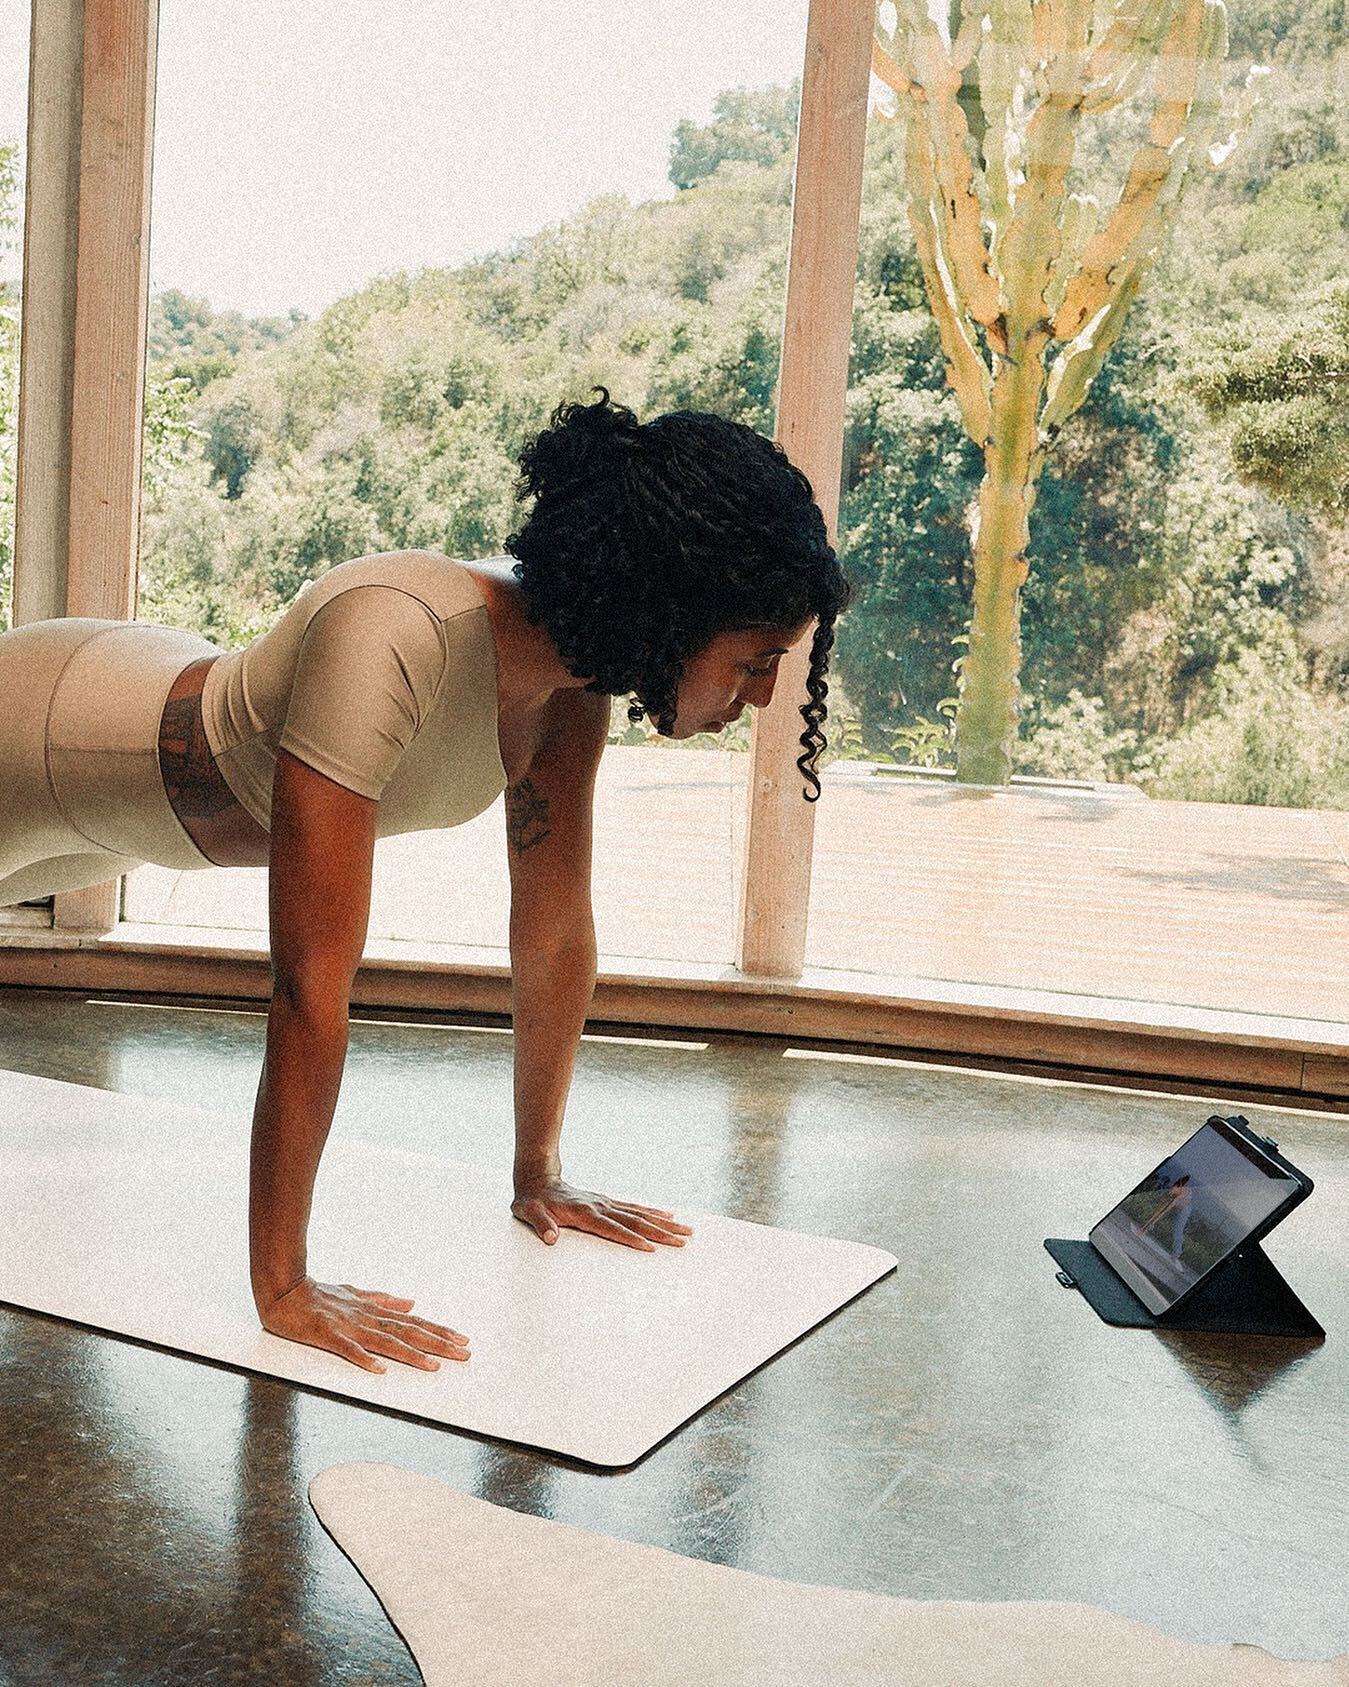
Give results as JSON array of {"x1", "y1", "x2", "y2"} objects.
[{"x1": 0, "y1": 387, "x2": 851, "y2": 1373}]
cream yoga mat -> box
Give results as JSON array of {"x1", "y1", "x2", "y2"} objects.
[
  {"x1": 308, "y1": 1462, "x2": 1349, "y2": 1687},
  {"x1": 0, "y1": 1068, "x2": 895, "y2": 1466}
]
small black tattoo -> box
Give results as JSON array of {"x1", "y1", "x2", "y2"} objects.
[
  {"x1": 505, "y1": 777, "x2": 552, "y2": 856},
  {"x1": 158, "y1": 695, "x2": 238, "y2": 820}
]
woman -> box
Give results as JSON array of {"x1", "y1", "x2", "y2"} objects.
[
  {"x1": 1138, "y1": 1173, "x2": 1195, "y2": 1261},
  {"x1": 0, "y1": 386, "x2": 853, "y2": 1374}
]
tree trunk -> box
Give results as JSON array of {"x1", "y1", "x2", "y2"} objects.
[{"x1": 956, "y1": 334, "x2": 1048, "y2": 785}]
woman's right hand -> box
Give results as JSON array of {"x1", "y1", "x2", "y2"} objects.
[{"x1": 255, "y1": 1276, "x2": 471, "y2": 1374}]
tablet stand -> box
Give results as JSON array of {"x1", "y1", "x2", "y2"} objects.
[{"x1": 1043, "y1": 1236, "x2": 1325, "y2": 1339}]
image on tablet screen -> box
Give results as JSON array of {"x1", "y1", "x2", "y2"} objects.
[{"x1": 1090, "y1": 1126, "x2": 1299, "y2": 1312}]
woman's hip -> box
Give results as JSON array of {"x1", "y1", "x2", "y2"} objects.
[{"x1": 0, "y1": 615, "x2": 223, "y2": 871}]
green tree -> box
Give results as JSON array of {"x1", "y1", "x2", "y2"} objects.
[
  {"x1": 1224, "y1": 0, "x2": 1349, "y2": 62},
  {"x1": 1178, "y1": 283, "x2": 1349, "y2": 518},
  {"x1": 668, "y1": 83, "x2": 801, "y2": 190}
]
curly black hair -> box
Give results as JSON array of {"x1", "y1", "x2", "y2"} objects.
[{"x1": 502, "y1": 385, "x2": 853, "y2": 801}]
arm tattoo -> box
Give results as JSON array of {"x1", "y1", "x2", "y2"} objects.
[
  {"x1": 505, "y1": 777, "x2": 552, "y2": 856},
  {"x1": 157, "y1": 694, "x2": 240, "y2": 820}
]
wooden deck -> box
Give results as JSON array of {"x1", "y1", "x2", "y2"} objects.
[{"x1": 121, "y1": 750, "x2": 1349, "y2": 1029}]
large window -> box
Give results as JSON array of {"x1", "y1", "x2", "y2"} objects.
[
  {"x1": 10, "y1": 1, "x2": 1349, "y2": 1049},
  {"x1": 803, "y1": 0, "x2": 1349, "y2": 1027}
]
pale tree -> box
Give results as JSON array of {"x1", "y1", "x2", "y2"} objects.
[{"x1": 871, "y1": 0, "x2": 1267, "y2": 784}]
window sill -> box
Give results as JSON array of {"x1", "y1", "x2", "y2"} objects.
[{"x1": 1, "y1": 918, "x2": 1347, "y2": 1103}]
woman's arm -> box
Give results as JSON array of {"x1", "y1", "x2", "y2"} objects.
[
  {"x1": 251, "y1": 748, "x2": 377, "y2": 1296},
  {"x1": 250, "y1": 988, "x2": 351, "y2": 1304},
  {"x1": 509, "y1": 929, "x2": 598, "y2": 1189},
  {"x1": 251, "y1": 747, "x2": 470, "y2": 1372},
  {"x1": 503, "y1": 694, "x2": 693, "y2": 1251},
  {"x1": 504, "y1": 689, "x2": 607, "y2": 1187}
]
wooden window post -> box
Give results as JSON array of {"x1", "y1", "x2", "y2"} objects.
[
  {"x1": 13, "y1": 0, "x2": 160, "y2": 934},
  {"x1": 736, "y1": 0, "x2": 873, "y2": 980}
]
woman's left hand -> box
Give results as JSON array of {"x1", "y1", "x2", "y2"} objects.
[{"x1": 511, "y1": 1177, "x2": 694, "y2": 1250}]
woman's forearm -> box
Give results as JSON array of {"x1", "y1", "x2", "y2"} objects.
[
  {"x1": 510, "y1": 934, "x2": 598, "y2": 1188},
  {"x1": 249, "y1": 990, "x2": 351, "y2": 1305}
]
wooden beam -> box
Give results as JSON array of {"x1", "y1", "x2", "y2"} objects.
[
  {"x1": 2, "y1": 940, "x2": 1346, "y2": 1103},
  {"x1": 20, "y1": 0, "x2": 160, "y2": 933},
  {"x1": 13, "y1": 0, "x2": 83, "y2": 630},
  {"x1": 738, "y1": 0, "x2": 873, "y2": 981},
  {"x1": 66, "y1": 0, "x2": 158, "y2": 623}
]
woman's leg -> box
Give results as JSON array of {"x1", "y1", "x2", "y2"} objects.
[{"x1": 0, "y1": 848, "x2": 143, "y2": 908}]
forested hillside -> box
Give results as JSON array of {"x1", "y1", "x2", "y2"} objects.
[{"x1": 2, "y1": 2, "x2": 1348, "y2": 803}]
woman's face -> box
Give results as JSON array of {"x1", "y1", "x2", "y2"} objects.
[{"x1": 659, "y1": 616, "x2": 818, "y2": 738}]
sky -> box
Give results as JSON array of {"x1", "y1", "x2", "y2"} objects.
[{"x1": 0, "y1": 0, "x2": 813, "y2": 320}]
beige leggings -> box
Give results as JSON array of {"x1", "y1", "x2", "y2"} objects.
[{"x1": 0, "y1": 616, "x2": 221, "y2": 907}]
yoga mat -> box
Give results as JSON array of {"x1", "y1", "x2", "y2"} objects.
[
  {"x1": 308, "y1": 1461, "x2": 1349, "y2": 1686},
  {"x1": 0, "y1": 1068, "x2": 895, "y2": 1466}
]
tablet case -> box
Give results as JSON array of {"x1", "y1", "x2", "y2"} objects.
[{"x1": 1043, "y1": 1236, "x2": 1325, "y2": 1340}]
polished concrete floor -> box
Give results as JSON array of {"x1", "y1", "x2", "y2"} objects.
[{"x1": 1, "y1": 985, "x2": 1347, "y2": 1684}]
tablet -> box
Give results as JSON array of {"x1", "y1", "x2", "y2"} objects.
[{"x1": 1088, "y1": 1115, "x2": 1313, "y2": 1318}]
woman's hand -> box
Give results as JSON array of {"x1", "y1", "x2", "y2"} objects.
[
  {"x1": 511, "y1": 1176, "x2": 694, "y2": 1250},
  {"x1": 255, "y1": 1276, "x2": 471, "y2": 1374}
]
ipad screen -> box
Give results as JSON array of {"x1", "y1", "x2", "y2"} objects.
[{"x1": 1089, "y1": 1122, "x2": 1300, "y2": 1315}]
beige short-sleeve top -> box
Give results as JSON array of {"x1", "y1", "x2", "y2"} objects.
[{"x1": 199, "y1": 550, "x2": 508, "y2": 838}]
